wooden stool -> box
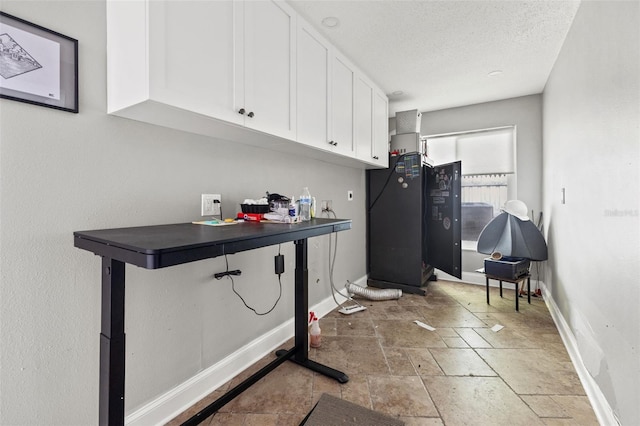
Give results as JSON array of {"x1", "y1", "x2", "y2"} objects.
[{"x1": 485, "y1": 273, "x2": 531, "y2": 311}]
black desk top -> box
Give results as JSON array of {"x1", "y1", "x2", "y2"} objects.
[{"x1": 74, "y1": 218, "x2": 351, "y2": 269}]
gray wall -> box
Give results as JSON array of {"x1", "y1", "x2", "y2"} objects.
[
  {"x1": 542, "y1": 1, "x2": 639, "y2": 424},
  {"x1": 0, "y1": 1, "x2": 366, "y2": 423},
  {"x1": 420, "y1": 95, "x2": 543, "y2": 274}
]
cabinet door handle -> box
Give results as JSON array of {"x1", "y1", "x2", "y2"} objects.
[
  {"x1": 373, "y1": 155, "x2": 379, "y2": 160},
  {"x1": 247, "y1": 111, "x2": 254, "y2": 118},
  {"x1": 328, "y1": 140, "x2": 337, "y2": 146},
  {"x1": 238, "y1": 108, "x2": 246, "y2": 115}
]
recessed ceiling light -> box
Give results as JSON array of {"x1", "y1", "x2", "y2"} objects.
[
  {"x1": 321, "y1": 17, "x2": 339, "y2": 28},
  {"x1": 488, "y1": 70, "x2": 503, "y2": 77},
  {"x1": 391, "y1": 90, "x2": 404, "y2": 96}
]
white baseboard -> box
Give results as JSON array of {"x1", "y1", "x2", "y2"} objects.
[
  {"x1": 125, "y1": 275, "x2": 368, "y2": 426},
  {"x1": 539, "y1": 282, "x2": 619, "y2": 426}
]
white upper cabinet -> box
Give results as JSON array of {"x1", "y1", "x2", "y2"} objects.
[
  {"x1": 147, "y1": 0, "x2": 242, "y2": 125},
  {"x1": 330, "y1": 53, "x2": 355, "y2": 157},
  {"x1": 354, "y1": 74, "x2": 374, "y2": 162},
  {"x1": 372, "y1": 88, "x2": 389, "y2": 167},
  {"x1": 354, "y1": 73, "x2": 388, "y2": 167},
  {"x1": 296, "y1": 20, "x2": 330, "y2": 149},
  {"x1": 106, "y1": 0, "x2": 387, "y2": 169},
  {"x1": 109, "y1": 0, "x2": 295, "y2": 139},
  {"x1": 242, "y1": 0, "x2": 296, "y2": 140}
]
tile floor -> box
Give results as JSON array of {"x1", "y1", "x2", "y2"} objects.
[{"x1": 168, "y1": 281, "x2": 599, "y2": 425}]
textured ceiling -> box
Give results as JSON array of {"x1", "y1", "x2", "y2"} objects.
[{"x1": 288, "y1": 0, "x2": 581, "y2": 116}]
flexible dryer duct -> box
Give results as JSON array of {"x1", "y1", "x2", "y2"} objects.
[{"x1": 345, "y1": 282, "x2": 402, "y2": 301}]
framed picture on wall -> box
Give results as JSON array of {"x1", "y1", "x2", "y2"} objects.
[{"x1": 0, "y1": 11, "x2": 78, "y2": 113}]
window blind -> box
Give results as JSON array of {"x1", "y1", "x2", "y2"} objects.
[{"x1": 427, "y1": 127, "x2": 515, "y2": 175}]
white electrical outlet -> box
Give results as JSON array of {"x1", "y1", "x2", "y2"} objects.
[
  {"x1": 347, "y1": 190, "x2": 354, "y2": 201},
  {"x1": 201, "y1": 194, "x2": 221, "y2": 216}
]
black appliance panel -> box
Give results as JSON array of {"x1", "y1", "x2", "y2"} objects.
[
  {"x1": 425, "y1": 161, "x2": 462, "y2": 279},
  {"x1": 368, "y1": 153, "x2": 425, "y2": 286}
]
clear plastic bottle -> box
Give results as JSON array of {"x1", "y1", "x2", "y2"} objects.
[
  {"x1": 299, "y1": 187, "x2": 312, "y2": 221},
  {"x1": 289, "y1": 195, "x2": 297, "y2": 218}
]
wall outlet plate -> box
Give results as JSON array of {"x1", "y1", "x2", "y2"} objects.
[
  {"x1": 347, "y1": 190, "x2": 353, "y2": 201},
  {"x1": 201, "y1": 194, "x2": 221, "y2": 216}
]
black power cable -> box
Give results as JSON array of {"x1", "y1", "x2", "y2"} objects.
[
  {"x1": 215, "y1": 248, "x2": 282, "y2": 316},
  {"x1": 368, "y1": 153, "x2": 409, "y2": 211}
]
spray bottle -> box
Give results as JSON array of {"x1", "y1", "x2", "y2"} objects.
[{"x1": 309, "y1": 311, "x2": 321, "y2": 348}]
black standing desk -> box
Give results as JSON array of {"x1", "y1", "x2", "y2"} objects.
[{"x1": 74, "y1": 218, "x2": 351, "y2": 425}]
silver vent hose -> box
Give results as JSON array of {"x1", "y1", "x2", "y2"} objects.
[{"x1": 345, "y1": 282, "x2": 402, "y2": 301}]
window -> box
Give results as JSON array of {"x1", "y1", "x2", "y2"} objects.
[{"x1": 426, "y1": 127, "x2": 516, "y2": 245}]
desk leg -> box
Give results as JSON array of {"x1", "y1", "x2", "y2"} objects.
[
  {"x1": 515, "y1": 280, "x2": 519, "y2": 311},
  {"x1": 276, "y1": 238, "x2": 348, "y2": 383},
  {"x1": 486, "y1": 277, "x2": 490, "y2": 305},
  {"x1": 186, "y1": 238, "x2": 348, "y2": 425},
  {"x1": 100, "y1": 257, "x2": 126, "y2": 426},
  {"x1": 294, "y1": 238, "x2": 309, "y2": 363},
  {"x1": 527, "y1": 277, "x2": 531, "y2": 304}
]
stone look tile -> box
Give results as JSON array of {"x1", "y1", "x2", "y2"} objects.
[
  {"x1": 312, "y1": 335, "x2": 389, "y2": 375},
  {"x1": 405, "y1": 348, "x2": 444, "y2": 377},
  {"x1": 521, "y1": 394, "x2": 570, "y2": 418},
  {"x1": 368, "y1": 375, "x2": 439, "y2": 417},
  {"x1": 476, "y1": 348, "x2": 586, "y2": 395},
  {"x1": 434, "y1": 327, "x2": 459, "y2": 337},
  {"x1": 172, "y1": 281, "x2": 597, "y2": 425},
  {"x1": 549, "y1": 395, "x2": 599, "y2": 424},
  {"x1": 419, "y1": 306, "x2": 488, "y2": 328},
  {"x1": 222, "y1": 362, "x2": 313, "y2": 415},
  {"x1": 474, "y1": 326, "x2": 540, "y2": 349},
  {"x1": 401, "y1": 417, "x2": 445, "y2": 426},
  {"x1": 318, "y1": 317, "x2": 337, "y2": 336},
  {"x1": 383, "y1": 347, "x2": 421, "y2": 375},
  {"x1": 312, "y1": 371, "x2": 342, "y2": 395},
  {"x1": 275, "y1": 413, "x2": 305, "y2": 426},
  {"x1": 429, "y1": 348, "x2": 496, "y2": 376},
  {"x1": 369, "y1": 304, "x2": 425, "y2": 320},
  {"x1": 485, "y1": 311, "x2": 556, "y2": 329},
  {"x1": 335, "y1": 317, "x2": 376, "y2": 336},
  {"x1": 424, "y1": 376, "x2": 544, "y2": 425},
  {"x1": 454, "y1": 327, "x2": 493, "y2": 348},
  {"x1": 208, "y1": 412, "x2": 245, "y2": 425},
  {"x1": 374, "y1": 319, "x2": 447, "y2": 348},
  {"x1": 442, "y1": 336, "x2": 469, "y2": 348},
  {"x1": 243, "y1": 413, "x2": 279, "y2": 425},
  {"x1": 340, "y1": 375, "x2": 372, "y2": 408}
]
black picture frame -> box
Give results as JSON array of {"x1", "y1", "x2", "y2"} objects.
[{"x1": 0, "y1": 11, "x2": 78, "y2": 113}]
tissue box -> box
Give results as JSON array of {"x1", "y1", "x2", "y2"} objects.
[{"x1": 484, "y1": 257, "x2": 530, "y2": 279}]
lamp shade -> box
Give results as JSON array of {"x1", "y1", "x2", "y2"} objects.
[{"x1": 477, "y1": 212, "x2": 548, "y2": 261}]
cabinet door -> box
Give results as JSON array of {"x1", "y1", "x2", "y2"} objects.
[
  {"x1": 330, "y1": 54, "x2": 355, "y2": 156},
  {"x1": 372, "y1": 89, "x2": 389, "y2": 167},
  {"x1": 148, "y1": 0, "x2": 243, "y2": 125},
  {"x1": 297, "y1": 21, "x2": 329, "y2": 149},
  {"x1": 354, "y1": 75, "x2": 373, "y2": 161},
  {"x1": 426, "y1": 161, "x2": 462, "y2": 279},
  {"x1": 243, "y1": 0, "x2": 296, "y2": 140}
]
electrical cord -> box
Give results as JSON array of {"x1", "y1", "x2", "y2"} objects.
[
  {"x1": 368, "y1": 153, "x2": 409, "y2": 211},
  {"x1": 215, "y1": 250, "x2": 282, "y2": 316},
  {"x1": 322, "y1": 208, "x2": 365, "y2": 310}
]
